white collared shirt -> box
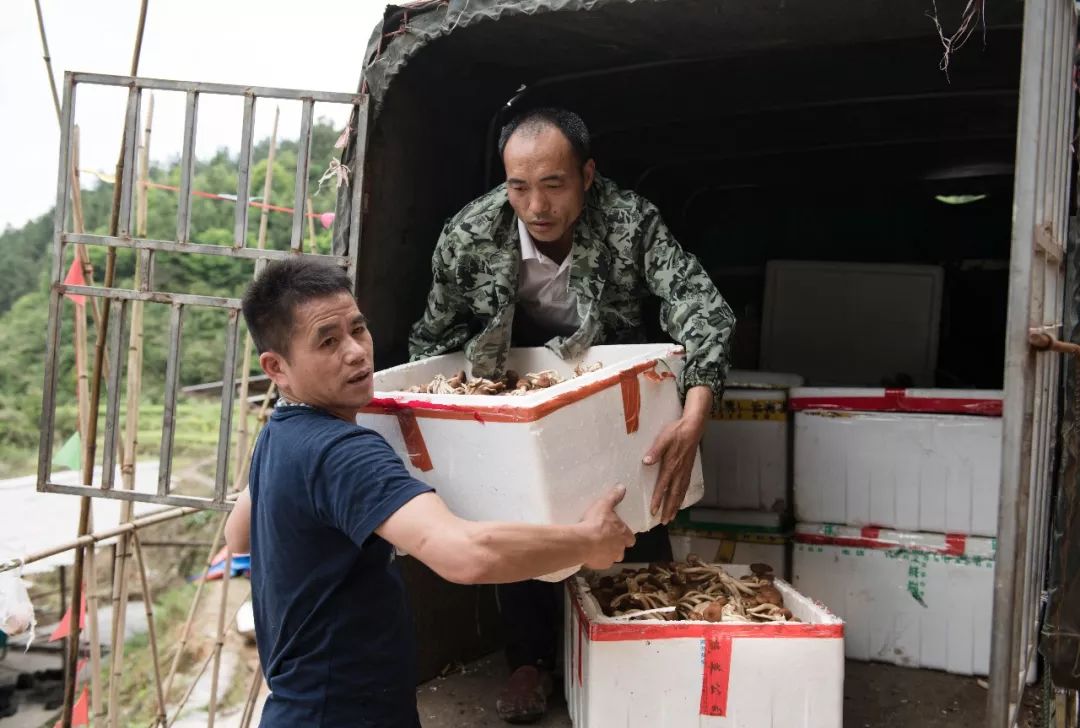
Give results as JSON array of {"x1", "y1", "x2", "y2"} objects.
[{"x1": 516, "y1": 218, "x2": 581, "y2": 336}]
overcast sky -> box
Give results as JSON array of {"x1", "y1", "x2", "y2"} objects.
[{"x1": 0, "y1": 0, "x2": 389, "y2": 231}]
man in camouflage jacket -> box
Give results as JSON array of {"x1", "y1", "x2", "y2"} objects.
[
  {"x1": 409, "y1": 108, "x2": 734, "y2": 724},
  {"x1": 409, "y1": 177, "x2": 734, "y2": 398}
]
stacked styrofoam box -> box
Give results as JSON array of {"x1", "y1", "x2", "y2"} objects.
[
  {"x1": 564, "y1": 564, "x2": 845, "y2": 727},
  {"x1": 682, "y1": 371, "x2": 800, "y2": 579},
  {"x1": 793, "y1": 524, "x2": 995, "y2": 675},
  {"x1": 791, "y1": 388, "x2": 1003, "y2": 535},
  {"x1": 789, "y1": 388, "x2": 1004, "y2": 676},
  {"x1": 698, "y1": 371, "x2": 803, "y2": 512},
  {"x1": 356, "y1": 344, "x2": 703, "y2": 580},
  {"x1": 669, "y1": 509, "x2": 789, "y2": 579}
]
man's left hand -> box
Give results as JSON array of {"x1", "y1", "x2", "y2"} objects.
[{"x1": 643, "y1": 386, "x2": 712, "y2": 524}]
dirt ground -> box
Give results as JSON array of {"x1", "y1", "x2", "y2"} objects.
[{"x1": 416, "y1": 654, "x2": 1043, "y2": 728}]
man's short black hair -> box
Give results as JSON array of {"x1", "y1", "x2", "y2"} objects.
[
  {"x1": 497, "y1": 108, "x2": 591, "y2": 167},
  {"x1": 241, "y1": 258, "x2": 353, "y2": 357}
]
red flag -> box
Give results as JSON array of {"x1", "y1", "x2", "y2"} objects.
[
  {"x1": 53, "y1": 686, "x2": 89, "y2": 727},
  {"x1": 63, "y1": 258, "x2": 87, "y2": 307},
  {"x1": 49, "y1": 588, "x2": 87, "y2": 642}
]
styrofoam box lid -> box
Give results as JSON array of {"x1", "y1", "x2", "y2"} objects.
[
  {"x1": 367, "y1": 343, "x2": 682, "y2": 419},
  {"x1": 794, "y1": 522, "x2": 996, "y2": 559},
  {"x1": 675, "y1": 508, "x2": 785, "y2": 533},
  {"x1": 572, "y1": 563, "x2": 843, "y2": 630},
  {"x1": 789, "y1": 387, "x2": 1003, "y2": 416},
  {"x1": 760, "y1": 261, "x2": 943, "y2": 387},
  {"x1": 726, "y1": 370, "x2": 805, "y2": 391}
]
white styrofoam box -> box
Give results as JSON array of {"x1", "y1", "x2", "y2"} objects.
[
  {"x1": 791, "y1": 522, "x2": 1017, "y2": 678},
  {"x1": 791, "y1": 387, "x2": 1003, "y2": 536},
  {"x1": 564, "y1": 563, "x2": 844, "y2": 728},
  {"x1": 760, "y1": 260, "x2": 944, "y2": 386},
  {"x1": 699, "y1": 370, "x2": 802, "y2": 511},
  {"x1": 357, "y1": 344, "x2": 703, "y2": 580},
  {"x1": 669, "y1": 508, "x2": 788, "y2": 577}
]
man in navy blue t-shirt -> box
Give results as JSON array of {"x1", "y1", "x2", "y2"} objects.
[{"x1": 226, "y1": 259, "x2": 635, "y2": 727}]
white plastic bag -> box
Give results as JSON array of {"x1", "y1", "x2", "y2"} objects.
[{"x1": 0, "y1": 571, "x2": 36, "y2": 644}]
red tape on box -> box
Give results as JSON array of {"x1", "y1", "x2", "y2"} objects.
[
  {"x1": 364, "y1": 359, "x2": 667, "y2": 424},
  {"x1": 700, "y1": 634, "x2": 733, "y2": 716},
  {"x1": 395, "y1": 410, "x2": 433, "y2": 471},
  {"x1": 795, "y1": 529, "x2": 968, "y2": 556},
  {"x1": 619, "y1": 370, "x2": 641, "y2": 434},
  {"x1": 789, "y1": 388, "x2": 1002, "y2": 416},
  {"x1": 567, "y1": 580, "x2": 842, "y2": 718}
]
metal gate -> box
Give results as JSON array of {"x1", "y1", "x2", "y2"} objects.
[
  {"x1": 37, "y1": 72, "x2": 367, "y2": 510},
  {"x1": 990, "y1": 0, "x2": 1078, "y2": 724}
]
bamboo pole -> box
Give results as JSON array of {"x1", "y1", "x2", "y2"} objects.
[
  {"x1": 69, "y1": 129, "x2": 105, "y2": 351},
  {"x1": 38, "y1": 1, "x2": 92, "y2": 709},
  {"x1": 81, "y1": 524, "x2": 103, "y2": 721},
  {"x1": 0, "y1": 507, "x2": 198, "y2": 575},
  {"x1": 205, "y1": 552, "x2": 232, "y2": 728},
  {"x1": 161, "y1": 515, "x2": 227, "y2": 702},
  {"x1": 237, "y1": 667, "x2": 263, "y2": 728},
  {"x1": 107, "y1": 257, "x2": 146, "y2": 727},
  {"x1": 68, "y1": 123, "x2": 96, "y2": 728},
  {"x1": 255, "y1": 107, "x2": 279, "y2": 252},
  {"x1": 108, "y1": 91, "x2": 154, "y2": 728},
  {"x1": 137, "y1": 94, "x2": 155, "y2": 238},
  {"x1": 32, "y1": 0, "x2": 61, "y2": 121},
  {"x1": 165, "y1": 649, "x2": 214, "y2": 728},
  {"x1": 159, "y1": 385, "x2": 275, "y2": 724},
  {"x1": 235, "y1": 107, "x2": 279, "y2": 484},
  {"x1": 68, "y1": 125, "x2": 106, "y2": 726},
  {"x1": 131, "y1": 532, "x2": 167, "y2": 727},
  {"x1": 57, "y1": 565, "x2": 68, "y2": 677},
  {"x1": 105, "y1": 510, "x2": 133, "y2": 726},
  {"x1": 66, "y1": 2, "x2": 150, "y2": 723},
  {"x1": 38, "y1": 2, "x2": 100, "y2": 333}
]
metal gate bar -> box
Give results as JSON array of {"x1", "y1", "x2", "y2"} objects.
[{"x1": 37, "y1": 72, "x2": 365, "y2": 510}]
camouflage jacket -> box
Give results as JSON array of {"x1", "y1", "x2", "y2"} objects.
[{"x1": 408, "y1": 175, "x2": 735, "y2": 409}]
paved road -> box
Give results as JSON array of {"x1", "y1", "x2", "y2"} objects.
[{"x1": 0, "y1": 463, "x2": 161, "y2": 574}]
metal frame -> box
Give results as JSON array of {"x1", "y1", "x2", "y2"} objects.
[
  {"x1": 38, "y1": 72, "x2": 368, "y2": 510},
  {"x1": 990, "y1": 1, "x2": 1078, "y2": 725}
]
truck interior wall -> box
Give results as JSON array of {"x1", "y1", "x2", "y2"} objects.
[{"x1": 359, "y1": 10, "x2": 1026, "y2": 389}]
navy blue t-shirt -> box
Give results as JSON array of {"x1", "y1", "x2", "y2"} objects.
[{"x1": 249, "y1": 405, "x2": 433, "y2": 727}]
